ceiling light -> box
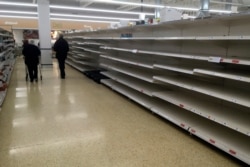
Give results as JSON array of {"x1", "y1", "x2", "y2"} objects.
[
  {"x1": 209, "y1": 9, "x2": 232, "y2": 13},
  {"x1": 50, "y1": 18, "x2": 118, "y2": 23},
  {"x1": 0, "y1": 14, "x2": 118, "y2": 23},
  {"x1": 0, "y1": 10, "x2": 138, "y2": 21},
  {"x1": 50, "y1": 13, "x2": 139, "y2": 21},
  {"x1": 92, "y1": 0, "x2": 164, "y2": 8},
  {"x1": 0, "y1": 15, "x2": 37, "y2": 19},
  {"x1": 0, "y1": 2, "x2": 37, "y2": 7},
  {"x1": 50, "y1": 5, "x2": 155, "y2": 16},
  {"x1": 0, "y1": 10, "x2": 37, "y2": 15},
  {"x1": 170, "y1": 7, "x2": 199, "y2": 11}
]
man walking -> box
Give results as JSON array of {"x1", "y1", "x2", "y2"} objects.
[{"x1": 53, "y1": 34, "x2": 69, "y2": 79}]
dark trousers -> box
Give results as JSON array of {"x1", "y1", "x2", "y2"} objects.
[
  {"x1": 57, "y1": 58, "x2": 65, "y2": 78},
  {"x1": 27, "y1": 64, "x2": 38, "y2": 81}
]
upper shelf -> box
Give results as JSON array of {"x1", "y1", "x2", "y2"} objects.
[
  {"x1": 72, "y1": 46, "x2": 101, "y2": 54},
  {"x1": 101, "y1": 46, "x2": 250, "y2": 66},
  {"x1": 114, "y1": 36, "x2": 250, "y2": 40},
  {"x1": 100, "y1": 46, "x2": 209, "y2": 61},
  {"x1": 100, "y1": 55, "x2": 153, "y2": 69},
  {"x1": 73, "y1": 41, "x2": 103, "y2": 46},
  {"x1": 194, "y1": 68, "x2": 250, "y2": 83},
  {"x1": 154, "y1": 64, "x2": 250, "y2": 83},
  {"x1": 153, "y1": 75, "x2": 250, "y2": 108},
  {"x1": 100, "y1": 63, "x2": 154, "y2": 83},
  {"x1": 68, "y1": 35, "x2": 250, "y2": 41},
  {"x1": 154, "y1": 64, "x2": 194, "y2": 75}
]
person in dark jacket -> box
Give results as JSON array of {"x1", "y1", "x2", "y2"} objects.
[
  {"x1": 53, "y1": 34, "x2": 69, "y2": 79},
  {"x1": 22, "y1": 40, "x2": 41, "y2": 82}
]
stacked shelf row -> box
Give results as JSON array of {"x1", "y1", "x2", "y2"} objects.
[
  {"x1": 0, "y1": 28, "x2": 16, "y2": 106},
  {"x1": 65, "y1": 13, "x2": 250, "y2": 165},
  {"x1": 66, "y1": 39, "x2": 103, "y2": 72}
]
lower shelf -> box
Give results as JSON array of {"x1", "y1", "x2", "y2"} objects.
[
  {"x1": 101, "y1": 79, "x2": 250, "y2": 165},
  {"x1": 83, "y1": 70, "x2": 109, "y2": 84}
]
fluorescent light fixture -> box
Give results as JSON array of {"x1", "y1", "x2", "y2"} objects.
[
  {"x1": 0, "y1": 10, "x2": 138, "y2": 21},
  {"x1": 0, "y1": 15, "x2": 117, "y2": 23},
  {"x1": 209, "y1": 9, "x2": 232, "y2": 13},
  {"x1": 50, "y1": 5, "x2": 155, "y2": 16},
  {"x1": 92, "y1": 0, "x2": 164, "y2": 8},
  {"x1": 0, "y1": 15, "x2": 37, "y2": 19},
  {"x1": 51, "y1": 18, "x2": 118, "y2": 23},
  {"x1": 0, "y1": 2, "x2": 37, "y2": 7},
  {"x1": 164, "y1": 6, "x2": 232, "y2": 14},
  {"x1": 0, "y1": 10, "x2": 37, "y2": 15},
  {"x1": 170, "y1": 7, "x2": 199, "y2": 11},
  {"x1": 50, "y1": 13, "x2": 139, "y2": 21},
  {"x1": 0, "y1": 1, "x2": 233, "y2": 16}
]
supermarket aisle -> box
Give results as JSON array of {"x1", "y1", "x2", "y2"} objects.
[{"x1": 0, "y1": 58, "x2": 243, "y2": 167}]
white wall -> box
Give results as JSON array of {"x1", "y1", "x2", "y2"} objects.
[
  {"x1": 13, "y1": 29, "x2": 23, "y2": 47},
  {"x1": 13, "y1": 29, "x2": 41, "y2": 47}
]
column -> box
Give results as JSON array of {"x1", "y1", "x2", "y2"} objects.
[
  {"x1": 225, "y1": 0, "x2": 232, "y2": 10},
  {"x1": 197, "y1": 0, "x2": 210, "y2": 18},
  {"x1": 37, "y1": 0, "x2": 52, "y2": 65},
  {"x1": 154, "y1": 0, "x2": 161, "y2": 18}
]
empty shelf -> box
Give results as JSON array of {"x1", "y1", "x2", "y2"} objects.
[
  {"x1": 66, "y1": 60, "x2": 94, "y2": 72},
  {"x1": 101, "y1": 55, "x2": 153, "y2": 69},
  {"x1": 101, "y1": 79, "x2": 157, "y2": 109},
  {"x1": 101, "y1": 71, "x2": 164, "y2": 96},
  {"x1": 75, "y1": 42, "x2": 103, "y2": 46},
  {"x1": 152, "y1": 90, "x2": 250, "y2": 135},
  {"x1": 72, "y1": 46, "x2": 101, "y2": 54},
  {"x1": 151, "y1": 103, "x2": 250, "y2": 165},
  {"x1": 100, "y1": 63, "x2": 154, "y2": 83},
  {"x1": 194, "y1": 68, "x2": 250, "y2": 83},
  {"x1": 154, "y1": 64, "x2": 194, "y2": 74},
  {"x1": 220, "y1": 57, "x2": 250, "y2": 66},
  {"x1": 101, "y1": 46, "x2": 209, "y2": 61},
  {"x1": 153, "y1": 75, "x2": 250, "y2": 108},
  {"x1": 188, "y1": 118, "x2": 250, "y2": 165},
  {"x1": 0, "y1": 91, "x2": 7, "y2": 106}
]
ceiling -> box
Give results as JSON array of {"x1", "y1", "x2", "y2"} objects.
[{"x1": 0, "y1": 0, "x2": 250, "y2": 23}]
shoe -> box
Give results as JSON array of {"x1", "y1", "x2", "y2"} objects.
[
  {"x1": 30, "y1": 80, "x2": 33, "y2": 83},
  {"x1": 35, "y1": 78, "x2": 38, "y2": 82}
]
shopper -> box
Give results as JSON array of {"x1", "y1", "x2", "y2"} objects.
[
  {"x1": 53, "y1": 34, "x2": 69, "y2": 79},
  {"x1": 22, "y1": 40, "x2": 41, "y2": 82}
]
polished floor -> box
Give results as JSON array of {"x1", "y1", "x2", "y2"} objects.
[{"x1": 0, "y1": 58, "x2": 244, "y2": 167}]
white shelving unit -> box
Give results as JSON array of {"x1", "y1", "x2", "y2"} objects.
[
  {"x1": 65, "y1": 37, "x2": 103, "y2": 72},
  {"x1": 100, "y1": 63, "x2": 155, "y2": 83},
  {"x1": 152, "y1": 90, "x2": 250, "y2": 135},
  {"x1": 101, "y1": 71, "x2": 165, "y2": 96},
  {"x1": 153, "y1": 75, "x2": 250, "y2": 108},
  {"x1": 65, "y1": 13, "x2": 250, "y2": 165},
  {"x1": 193, "y1": 68, "x2": 250, "y2": 83},
  {"x1": 0, "y1": 28, "x2": 16, "y2": 106}
]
